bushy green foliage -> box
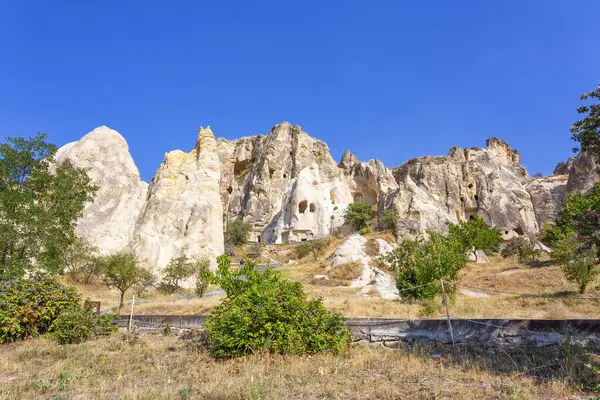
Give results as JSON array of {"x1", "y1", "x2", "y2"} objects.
[
  {"x1": 501, "y1": 237, "x2": 539, "y2": 264},
  {"x1": 48, "y1": 309, "x2": 118, "y2": 344},
  {"x1": 191, "y1": 256, "x2": 215, "y2": 297},
  {"x1": 160, "y1": 253, "x2": 195, "y2": 294},
  {"x1": 63, "y1": 236, "x2": 101, "y2": 283},
  {"x1": 447, "y1": 215, "x2": 501, "y2": 258},
  {"x1": 343, "y1": 202, "x2": 374, "y2": 230},
  {"x1": 133, "y1": 267, "x2": 157, "y2": 297},
  {"x1": 380, "y1": 233, "x2": 467, "y2": 300},
  {"x1": 205, "y1": 255, "x2": 351, "y2": 358},
  {"x1": 0, "y1": 134, "x2": 97, "y2": 279},
  {"x1": 380, "y1": 209, "x2": 398, "y2": 230},
  {"x1": 0, "y1": 274, "x2": 80, "y2": 343},
  {"x1": 294, "y1": 242, "x2": 312, "y2": 259},
  {"x1": 227, "y1": 219, "x2": 252, "y2": 246},
  {"x1": 552, "y1": 233, "x2": 599, "y2": 294},
  {"x1": 570, "y1": 85, "x2": 600, "y2": 161},
  {"x1": 100, "y1": 251, "x2": 148, "y2": 309}
]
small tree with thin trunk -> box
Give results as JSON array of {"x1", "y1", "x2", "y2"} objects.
[
  {"x1": 552, "y1": 233, "x2": 599, "y2": 294},
  {"x1": 100, "y1": 251, "x2": 146, "y2": 309},
  {"x1": 191, "y1": 256, "x2": 215, "y2": 297},
  {"x1": 447, "y1": 215, "x2": 501, "y2": 260},
  {"x1": 343, "y1": 202, "x2": 374, "y2": 231}
]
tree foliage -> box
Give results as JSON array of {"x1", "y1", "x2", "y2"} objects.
[
  {"x1": 0, "y1": 134, "x2": 97, "y2": 279},
  {"x1": 191, "y1": 256, "x2": 215, "y2": 297},
  {"x1": 571, "y1": 85, "x2": 600, "y2": 161},
  {"x1": 0, "y1": 274, "x2": 80, "y2": 343},
  {"x1": 63, "y1": 236, "x2": 102, "y2": 283},
  {"x1": 380, "y1": 232, "x2": 468, "y2": 300},
  {"x1": 205, "y1": 254, "x2": 351, "y2": 358},
  {"x1": 501, "y1": 237, "x2": 539, "y2": 264},
  {"x1": 100, "y1": 251, "x2": 148, "y2": 309},
  {"x1": 227, "y1": 219, "x2": 252, "y2": 246},
  {"x1": 552, "y1": 233, "x2": 599, "y2": 294},
  {"x1": 159, "y1": 253, "x2": 195, "y2": 293},
  {"x1": 380, "y1": 208, "x2": 398, "y2": 230},
  {"x1": 447, "y1": 215, "x2": 501, "y2": 258},
  {"x1": 343, "y1": 202, "x2": 374, "y2": 230}
]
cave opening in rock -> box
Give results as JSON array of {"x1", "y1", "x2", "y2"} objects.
[
  {"x1": 283, "y1": 174, "x2": 287, "y2": 179},
  {"x1": 299, "y1": 200, "x2": 308, "y2": 214},
  {"x1": 234, "y1": 160, "x2": 250, "y2": 177},
  {"x1": 269, "y1": 168, "x2": 275, "y2": 179},
  {"x1": 309, "y1": 203, "x2": 316, "y2": 213},
  {"x1": 227, "y1": 186, "x2": 233, "y2": 194}
]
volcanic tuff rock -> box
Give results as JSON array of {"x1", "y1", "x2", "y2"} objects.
[
  {"x1": 131, "y1": 127, "x2": 224, "y2": 269},
  {"x1": 382, "y1": 138, "x2": 539, "y2": 240},
  {"x1": 55, "y1": 123, "x2": 600, "y2": 275},
  {"x1": 53, "y1": 126, "x2": 148, "y2": 254}
]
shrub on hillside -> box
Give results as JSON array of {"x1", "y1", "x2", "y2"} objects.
[
  {"x1": 205, "y1": 255, "x2": 352, "y2": 358},
  {"x1": 380, "y1": 232, "x2": 467, "y2": 300},
  {"x1": 48, "y1": 309, "x2": 119, "y2": 344},
  {"x1": 380, "y1": 209, "x2": 398, "y2": 230},
  {"x1": 227, "y1": 219, "x2": 252, "y2": 246},
  {"x1": 0, "y1": 274, "x2": 80, "y2": 344},
  {"x1": 294, "y1": 239, "x2": 329, "y2": 261},
  {"x1": 343, "y1": 202, "x2": 374, "y2": 230},
  {"x1": 294, "y1": 242, "x2": 313, "y2": 259},
  {"x1": 447, "y1": 215, "x2": 501, "y2": 259},
  {"x1": 159, "y1": 253, "x2": 195, "y2": 294},
  {"x1": 501, "y1": 237, "x2": 539, "y2": 264},
  {"x1": 191, "y1": 256, "x2": 215, "y2": 297}
]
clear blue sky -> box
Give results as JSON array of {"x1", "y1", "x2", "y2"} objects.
[{"x1": 1, "y1": 1, "x2": 599, "y2": 181}]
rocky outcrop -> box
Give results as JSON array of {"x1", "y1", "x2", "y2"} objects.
[
  {"x1": 566, "y1": 151, "x2": 600, "y2": 194},
  {"x1": 131, "y1": 127, "x2": 224, "y2": 270},
  {"x1": 383, "y1": 138, "x2": 538, "y2": 240},
  {"x1": 217, "y1": 122, "x2": 396, "y2": 244},
  {"x1": 553, "y1": 157, "x2": 575, "y2": 176},
  {"x1": 526, "y1": 175, "x2": 568, "y2": 229},
  {"x1": 326, "y1": 235, "x2": 398, "y2": 299},
  {"x1": 53, "y1": 126, "x2": 148, "y2": 254}
]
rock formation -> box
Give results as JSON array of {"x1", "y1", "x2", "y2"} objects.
[
  {"x1": 382, "y1": 138, "x2": 539, "y2": 240},
  {"x1": 131, "y1": 127, "x2": 224, "y2": 269},
  {"x1": 53, "y1": 126, "x2": 148, "y2": 254},
  {"x1": 55, "y1": 122, "x2": 600, "y2": 276}
]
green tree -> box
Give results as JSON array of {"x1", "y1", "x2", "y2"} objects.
[
  {"x1": 552, "y1": 233, "x2": 599, "y2": 294},
  {"x1": 100, "y1": 251, "x2": 147, "y2": 309},
  {"x1": 63, "y1": 236, "x2": 101, "y2": 283},
  {"x1": 133, "y1": 267, "x2": 157, "y2": 297},
  {"x1": 205, "y1": 255, "x2": 351, "y2": 358},
  {"x1": 380, "y1": 208, "x2": 398, "y2": 230},
  {"x1": 160, "y1": 253, "x2": 195, "y2": 293},
  {"x1": 501, "y1": 236, "x2": 539, "y2": 264},
  {"x1": 380, "y1": 232, "x2": 468, "y2": 300},
  {"x1": 571, "y1": 84, "x2": 600, "y2": 161},
  {"x1": 227, "y1": 219, "x2": 251, "y2": 246},
  {"x1": 447, "y1": 215, "x2": 501, "y2": 260},
  {"x1": 343, "y1": 202, "x2": 374, "y2": 230},
  {"x1": 191, "y1": 256, "x2": 215, "y2": 297},
  {"x1": 0, "y1": 134, "x2": 97, "y2": 279}
]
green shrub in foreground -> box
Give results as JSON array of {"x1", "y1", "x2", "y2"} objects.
[
  {"x1": 0, "y1": 274, "x2": 80, "y2": 344},
  {"x1": 205, "y1": 255, "x2": 352, "y2": 358},
  {"x1": 48, "y1": 309, "x2": 119, "y2": 344}
]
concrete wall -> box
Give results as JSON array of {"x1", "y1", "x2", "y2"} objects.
[{"x1": 118, "y1": 315, "x2": 600, "y2": 351}]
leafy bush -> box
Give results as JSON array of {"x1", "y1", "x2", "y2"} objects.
[
  {"x1": 134, "y1": 267, "x2": 157, "y2": 297},
  {"x1": 227, "y1": 219, "x2": 252, "y2": 246},
  {"x1": 48, "y1": 309, "x2": 118, "y2": 344},
  {"x1": 447, "y1": 215, "x2": 501, "y2": 258},
  {"x1": 48, "y1": 308, "x2": 95, "y2": 344},
  {"x1": 343, "y1": 202, "x2": 374, "y2": 230},
  {"x1": 100, "y1": 251, "x2": 148, "y2": 309},
  {"x1": 206, "y1": 255, "x2": 351, "y2": 358},
  {"x1": 501, "y1": 237, "x2": 539, "y2": 264},
  {"x1": 380, "y1": 233, "x2": 467, "y2": 300},
  {"x1": 159, "y1": 253, "x2": 195, "y2": 294},
  {"x1": 380, "y1": 209, "x2": 398, "y2": 230},
  {"x1": 0, "y1": 274, "x2": 80, "y2": 344},
  {"x1": 294, "y1": 243, "x2": 313, "y2": 259},
  {"x1": 552, "y1": 233, "x2": 599, "y2": 294},
  {"x1": 191, "y1": 256, "x2": 215, "y2": 297}
]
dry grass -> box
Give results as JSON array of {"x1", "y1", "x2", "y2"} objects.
[
  {"x1": 0, "y1": 334, "x2": 582, "y2": 400},
  {"x1": 364, "y1": 238, "x2": 380, "y2": 257},
  {"x1": 327, "y1": 261, "x2": 362, "y2": 281},
  {"x1": 66, "y1": 235, "x2": 600, "y2": 319}
]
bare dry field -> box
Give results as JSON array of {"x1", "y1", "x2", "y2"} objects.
[{"x1": 1, "y1": 333, "x2": 595, "y2": 400}]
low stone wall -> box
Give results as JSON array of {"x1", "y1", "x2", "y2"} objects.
[{"x1": 118, "y1": 315, "x2": 600, "y2": 351}]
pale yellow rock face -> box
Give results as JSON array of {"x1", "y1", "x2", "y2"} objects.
[{"x1": 131, "y1": 127, "x2": 224, "y2": 272}]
